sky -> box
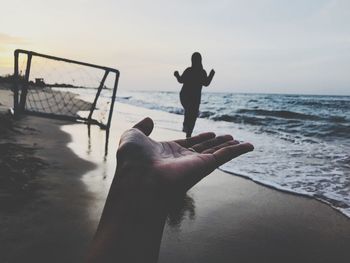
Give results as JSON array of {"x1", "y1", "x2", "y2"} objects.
[{"x1": 0, "y1": 0, "x2": 349, "y2": 95}]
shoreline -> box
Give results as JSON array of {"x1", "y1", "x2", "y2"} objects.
[
  {"x1": 0, "y1": 87, "x2": 98, "y2": 262},
  {"x1": 1, "y1": 87, "x2": 349, "y2": 262},
  {"x1": 0, "y1": 115, "x2": 98, "y2": 262},
  {"x1": 114, "y1": 98, "x2": 350, "y2": 219},
  {"x1": 159, "y1": 167, "x2": 350, "y2": 263},
  {"x1": 219, "y1": 168, "x2": 350, "y2": 220}
]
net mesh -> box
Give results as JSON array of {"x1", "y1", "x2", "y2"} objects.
[{"x1": 16, "y1": 51, "x2": 118, "y2": 128}]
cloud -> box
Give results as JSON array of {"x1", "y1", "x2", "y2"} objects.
[
  {"x1": 0, "y1": 33, "x2": 25, "y2": 44},
  {"x1": 0, "y1": 33, "x2": 26, "y2": 71},
  {"x1": 0, "y1": 33, "x2": 26, "y2": 53}
]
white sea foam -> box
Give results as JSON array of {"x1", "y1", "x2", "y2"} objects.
[{"x1": 113, "y1": 97, "x2": 350, "y2": 218}]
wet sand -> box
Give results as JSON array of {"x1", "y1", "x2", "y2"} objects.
[
  {"x1": 66, "y1": 104, "x2": 350, "y2": 263},
  {"x1": 160, "y1": 169, "x2": 350, "y2": 263},
  {"x1": 1, "y1": 87, "x2": 349, "y2": 262},
  {"x1": 134, "y1": 111, "x2": 350, "y2": 263},
  {"x1": 0, "y1": 116, "x2": 97, "y2": 263}
]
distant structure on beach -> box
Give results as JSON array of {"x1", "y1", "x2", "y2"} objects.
[
  {"x1": 34, "y1": 78, "x2": 45, "y2": 87},
  {"x1": 12, "y1": 49, "x2": 120, "y2": 130}
]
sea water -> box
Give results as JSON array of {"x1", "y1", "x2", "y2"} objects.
[{"x1": 115, "y1": 91, "x2": 350, "y2": 218}]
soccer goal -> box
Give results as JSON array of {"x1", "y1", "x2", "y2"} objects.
[{"x1": 13, "y1": 49, "x2": 120, "y2": 129}]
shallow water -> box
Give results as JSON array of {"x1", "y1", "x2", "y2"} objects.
[
  {"x1": 114, "y1": 91, "x2": 350, "y2": 218},
  {"x1": 62, "y1": 88, "x2": 350, "y2": 218},
  {"x1": 60, "y1": 102, "x2": 350, "y2": 262}
]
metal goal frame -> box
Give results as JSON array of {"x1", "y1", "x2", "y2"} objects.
[{"x1": 13, "y1": 49, "x2": 120, "y2": 130}]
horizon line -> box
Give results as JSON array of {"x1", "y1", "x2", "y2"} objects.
[{"x1": 127, "y1": 89, "x2": 350, "y2": 97}]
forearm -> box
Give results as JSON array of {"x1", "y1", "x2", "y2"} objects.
[
  {"x1": 204, "y1": 73, "x2": 214, "y2": 87},
  {"x1": 87, "y1": 167, "x2": 168, "y2": 263},
  {"x1": 87, "y1": 117, "x2": 253, "y2": 262},
  {"x1": 175, "y1": 75, "x2": 183, "y2": 83}
]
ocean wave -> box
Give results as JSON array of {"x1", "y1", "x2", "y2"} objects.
[
  {"x1": 118, "y1": 96, "x2": 131, "y2": 100},
  {"x1": 211, "y1": 114, "x2": 269, "y2": 126},
  {"x1": 236, "y1": 109, "x2": 321, "y2": 120},
  {"x1": 199, "y1": 111, "x2": 214, "y2": 118},
  {"x1": 114, "y1": 91, "x2": 350, "y2": 218},
  {"x1": 168, "y1": 108, "x2": 183, "y2": 115},
  {"x1": 116, "y1": 92, "x2": 349, "y2": 141},
  {"x1": 290, "y1": 98, "x2": 350, "y2": 109}
]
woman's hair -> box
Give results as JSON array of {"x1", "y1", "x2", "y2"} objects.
[{"x1": 191, "y1": 52, "x2": 203, "y2": 70}]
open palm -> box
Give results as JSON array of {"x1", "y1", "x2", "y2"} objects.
[{"x1": 117, "y1": 118, "x2": 254, "y2": 195}]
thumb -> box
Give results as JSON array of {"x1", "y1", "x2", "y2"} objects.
[{"x1": 132, "y1": 117, "x2": 154, "y2": 136}]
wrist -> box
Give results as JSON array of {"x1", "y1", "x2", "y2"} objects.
[
  {"x1": 109, "y1": 164, "x2": 168, "y2": 221},
  {"x1": 88, "y1": 165, "x2": 168, "y2": 262}
]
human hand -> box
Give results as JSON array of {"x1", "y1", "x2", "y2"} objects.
[
  {"x1": 87, "y1": 117, "x2": 254, "y2": 262},
  {"x1": 117, "y1": 117, "x2": 253, "y2": 197},
  {"x1": 174, "y1": 71, "x2": 180, "y2": 78},
  {"x1": 210, "y1": 69, "x2": 215, "y2": 76}
]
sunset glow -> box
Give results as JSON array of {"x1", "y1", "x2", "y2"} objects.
[{"x1": 1, "y1": 0, "x2": 349, "y2": 95}]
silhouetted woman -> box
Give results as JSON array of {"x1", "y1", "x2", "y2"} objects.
[{"x1": 174, "y1": 52, "x2": 215, "y2": 137}]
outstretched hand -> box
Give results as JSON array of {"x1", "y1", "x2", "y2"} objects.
[
  {"x1": 117, "y1": 117, "x2": 253, "y2": 195},
  {"x1": 87, "y1": 117, "x2": 254, "y2": 263}
]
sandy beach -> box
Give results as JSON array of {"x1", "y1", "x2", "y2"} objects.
[{"x1": 0, "y1": 87, "x2": 350, "y2": 263}]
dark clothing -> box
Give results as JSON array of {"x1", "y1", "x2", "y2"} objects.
[
  {"x1": 177, "y1": 67, "x2": 211, "y2": 137},
  {"x1": 180, "y1": 89, "x2": 200, "y2": 137}
]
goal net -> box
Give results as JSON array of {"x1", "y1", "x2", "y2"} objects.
[{"x1": 13, "y1": 49, "x2": 119, "y2": 129}]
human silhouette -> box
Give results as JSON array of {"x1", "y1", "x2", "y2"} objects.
[{"x1": 174, "y1": 52, "x2": 215, "y2": 138}]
